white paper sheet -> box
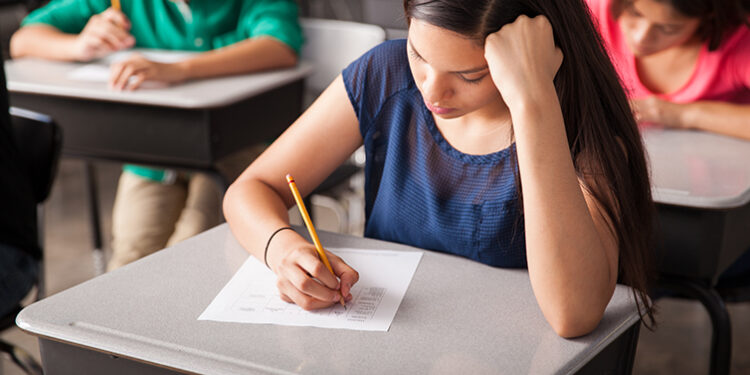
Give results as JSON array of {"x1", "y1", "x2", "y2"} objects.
[
  {"x1": 198, "y1": 248, "x2": 423, "y2": 331},
  {"x1": 66, "y1": 50, "x2": 195, "y2": 83}
]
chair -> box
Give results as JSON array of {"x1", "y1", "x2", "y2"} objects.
[
  {"x1": 0, "y1": 108, "x2": 62, "y2": 374},
  {"x1": 299, "y1": 18, "x2": 385, "y2": 233}
]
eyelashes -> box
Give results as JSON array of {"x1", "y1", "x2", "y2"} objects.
[
  {"x1": 460, "y1": 75, "x2": 486, "y2": 84},
  {"x1": 408, "y1": 47, "x2": 487, "y2": 85}
]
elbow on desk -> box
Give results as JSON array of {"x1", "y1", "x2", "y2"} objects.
[
  {"x1": 9, "y1": 30, "x2": 27, "y2": 59},
  {"x1": 544, "y1": 306, "x2": 605, "y2": 339}
]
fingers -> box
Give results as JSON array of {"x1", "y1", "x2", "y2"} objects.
[
  {"x1": 329, "y1": 253, "x2": 358, "y2": 299},
  {"x1": 125, "y1": 72, "x2": 147, "y2": 91},
  {"x1": 82, "y1": 12, "x2": 134, "y2": 53},
  {"x1": 102, "y1": 8, "x2": 131, "y2": 30},
  {"x1": 109, "y1": 61, "x2": 137, "y2": 90},
  {"x1": 284, "y1": 251, "x2": 342, "y2": 301},
  {"x1": 273, "y1": 244, "x2": 360, "y2": 310},
  {"x1": 276, "y1": 276, "x2": 337, "y2": 311}
]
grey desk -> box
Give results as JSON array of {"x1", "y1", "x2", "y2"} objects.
[
  {"x1": 4, "y1": 53, "x2": 313, "y2": 272},
  {"x1": 644, "y1": 128, "x2": 750, "y2": 375},
  {"x1": 17, "y1": 225, "x2": 641, "y2": 375}
]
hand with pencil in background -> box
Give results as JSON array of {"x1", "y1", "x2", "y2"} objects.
[{"x1": 72, "y1": 0, "x2": 134, "y2": 62}]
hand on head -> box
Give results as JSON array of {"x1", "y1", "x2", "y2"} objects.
[
  {"x1": 73, "y1": 7, "x2": 134, "y2": 62},
  {"x1": 266, "y1": 232, "x2": 358, "y2": 310},
  {"x1": 483, "y1": 15, "x2": 563, "y2": 111}
]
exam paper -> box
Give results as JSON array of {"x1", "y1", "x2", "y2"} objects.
[{"x1": 199, "y1": 248, "x2": 422, "y2": 331}]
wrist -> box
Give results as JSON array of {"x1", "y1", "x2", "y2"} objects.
[
  {"x1": 505, "y1": 80, "x2": 559, "y2": 116},
  {"x1": 264, "y1": 227, "x2": 296, "y2": 271},
  {"x1": 173, "y1": 60, "x2": 192, "y2": 82}
]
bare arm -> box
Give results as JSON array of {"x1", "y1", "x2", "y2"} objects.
[
  {"x1": 633, "y1": 97, "x2": 750, "y2": 139},
  {"x1": 178, "y1": 36, "x2": 298, "y2": 80},
  {"x1": 109, "y1": 36, "x2": 298, "y2": 90},
  {"x1": 10, "y1": 9, "x2": 134, "y2": 61},
  {"x1": 223, "y1": 75, "x2": 362, "y2": 310},
  {"x1": 486, "y1": 15, "x2": 618, "y2": 338}
]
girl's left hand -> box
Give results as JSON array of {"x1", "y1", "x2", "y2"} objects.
[
  {"x1": 630, "y1": 96, "x2": 682, "y2": 128},
  {"x1": 109, "y1": 53, "x2": 188, "y2": 91},
  {"x1": 484, "y1": 15, "x2": 563, "y2": 111}
]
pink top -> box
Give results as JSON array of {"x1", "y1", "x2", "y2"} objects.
[{"x1": 585, "y1": 0, "x2": 750, "y2": 104}]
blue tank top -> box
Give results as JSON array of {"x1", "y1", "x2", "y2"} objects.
[{"x1": 342, "y1": 40, "x2": 527, "y2": 268}]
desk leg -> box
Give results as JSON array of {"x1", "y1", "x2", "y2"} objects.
[
  {"x1": 658, "y1": 278, "x2": 731, "y2": 375},
  {"x1": 84, "y1": 161, "x2": 105, "y2": 275}
]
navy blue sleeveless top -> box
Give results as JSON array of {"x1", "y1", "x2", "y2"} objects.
[{"x1": 342, "y1": 40, "x2": 527, "y2": 268}]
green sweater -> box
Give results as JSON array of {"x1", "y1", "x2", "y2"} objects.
[{"x1": 23, "y1": 0, "x2": 303, "y2": 182}]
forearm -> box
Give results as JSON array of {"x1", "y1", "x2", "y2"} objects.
[
  {"x1": 675, "y1": 101, "x2": 750, "y2": 140},
  {"x1": 223, "y1": 177, "x2": 295, "y2": 263},
  {"x1": 177, "y1": 37, "x2": 297, "y2": 81},
  {"x1": 512, "y1": 85, "x2": 615, "y2": 337},
  {"x1": 10, "y1": 25, "x2": 79, "y2": 60}
]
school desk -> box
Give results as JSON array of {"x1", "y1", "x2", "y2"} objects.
[
  {"x1": 643, "y1": 127, "x2": 750, "y2": 375},
  {"x1": 17, "y1": 224, "x2": 642, "y2": 375},
  {"x1": 4, "y1": 53, "x2": 312, "y2": 273}
]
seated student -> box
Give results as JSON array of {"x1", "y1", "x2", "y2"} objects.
[
  {"x1": 585, "y1": 0, "x2": 750, "y2": 137},
  {"x1": 0, "y1": 64, "x2": 39, "y2": 317},
  {"x1": 10, "y1": 0, "x2": 303, "y2": 271},
  {"x1": 585, "y1": 0, "x2": 750, "y2": 288},
  {"x1": 223, "y1": 0, "x2": 656, "y2": 337}
]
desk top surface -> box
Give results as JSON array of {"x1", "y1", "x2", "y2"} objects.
[
  {"x1": 4, "y1": 50, "x2": 312, "y2": 109},
  {"x1": 643, "y1": 128, "x2": 750, "y2": 209},
  {"x1": 18, "y1": 225, "x2": 639, "y2": 375}
]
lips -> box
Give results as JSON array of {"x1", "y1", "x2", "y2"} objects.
[{"x1": 424, "y1": 100, "x2": 456, "y2": 115}]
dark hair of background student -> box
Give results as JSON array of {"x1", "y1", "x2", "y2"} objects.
[
  {"x1": 610, "y1": 0, "x2": 750, "y2": 50},
  {"x1": 403, "y1": 0, "x2": 657, "y2": 327}
]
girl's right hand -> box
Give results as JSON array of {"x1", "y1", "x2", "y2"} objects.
[
  {"x1": 73, "y1": 8, "x2": 135, "y2": 61},
  {"x1": 266, "y1": 231, "x2": 359, "y2": 310}
]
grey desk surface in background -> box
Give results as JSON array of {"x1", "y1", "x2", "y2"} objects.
[
  {"x1": 644, "y1": 128, "x2": 750, "y2": 209},
  {"x1": 4, "y1": 52, "x2": 312, "y2": 167},
  {"x1": 643, "y1": 128, "x2": 750, "y2": 279},
  {"x1": 17, "y1": 225, "x2": 640, "y2": 375},
  {"x1": 5, "y1": 53, "x2": 313, "y2": 109}
]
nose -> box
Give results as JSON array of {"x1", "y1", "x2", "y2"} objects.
[
  {"x1": 631, "y1": 20, "x2": 656, "y2": 48},
  {"x1": 421, "y1": 68, "x2": 453, "y2": 104}
]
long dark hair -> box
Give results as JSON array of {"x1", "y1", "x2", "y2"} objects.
[
  {"x1": 611, "y1": 0, "x2": 750, "y2": 50},
  {"x1": 404, "y1": 0, "x2": 657, "y2": 327}
]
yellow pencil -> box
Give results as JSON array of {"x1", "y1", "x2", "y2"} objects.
[
  {"x1": 111, "y1": 0, "x2": 121, "y2": 11},
  {"x1": 286, "y1": 174, "x2": 346, "y2": 307}
]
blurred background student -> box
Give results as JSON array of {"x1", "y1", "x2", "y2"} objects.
[
  {"x1": 9, "y1": 0, "x2": 303, "y2": 271},
  {"x1": 585, "y1": 0, "x2": 749, "y2": 137},
  {"x1": 585, "y1": 0, "x2": 750, "y2": 288}
]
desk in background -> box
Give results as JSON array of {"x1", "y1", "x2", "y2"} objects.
[
  {"x1": 644, "y1": 128, "x2": 750, "y2": 375},
  {"x1": 17, "y1": 225, "x2": 641, "y2": 375},
  {"x1": 4, "y1": 54, "x2": 313, "y2": 273}
]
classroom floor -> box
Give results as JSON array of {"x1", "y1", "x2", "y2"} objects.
[{"x1": 2, "y1": 159, "x2": 750, "y2": 375}]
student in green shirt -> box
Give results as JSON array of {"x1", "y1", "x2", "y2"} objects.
[{"x1": 10, "y1": 0, "x2": 303, "y2": 270}]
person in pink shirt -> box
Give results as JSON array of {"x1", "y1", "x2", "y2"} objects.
[
  {"x1": 586, "y1": 0, "x2": 750, "y2": 290},
  {"x1": 586, "y1": 0, "x2": 750, "y2": 139}
]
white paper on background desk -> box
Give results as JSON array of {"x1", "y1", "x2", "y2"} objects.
[
  {"x1": 66, "y1": 50, "x2": 194, "y2": 83},
  {"x1": 199, "y1": 248, "x2": 423, "y2": 331}
]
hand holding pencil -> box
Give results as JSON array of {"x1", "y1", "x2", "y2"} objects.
[{"x1": 265, "y1": 174, "x2": 358, "y2": 310}]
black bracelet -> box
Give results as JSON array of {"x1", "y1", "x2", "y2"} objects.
[{"x1": 264, "y1": 226, "x2": 294, "y2": 268}]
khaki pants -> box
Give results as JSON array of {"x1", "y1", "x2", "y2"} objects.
[
  {"x1": 107, "y1": 171, "x2": 221, "y2": 271},
  {"x1": 107, "y1": 146, "x2": 266, "y2": 271}
]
